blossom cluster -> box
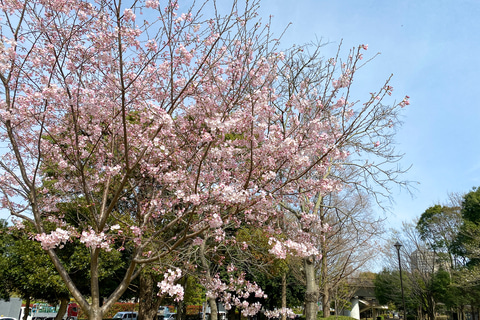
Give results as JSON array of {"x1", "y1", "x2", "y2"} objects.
[
  {"x1": 12, "y1": 218, "x2": 25, "y2": 230},
  {"x1": 399, "y1": 95, "x2": 411, "y2": 108},
  {"x1": 332, "y1": 73, "x2": 351, "y2": 89},
  {"x1": 264, "y1": 308, "x2": 297, "y2": 319},
  {"x1": 80, "y1": 229, "x2": 112, "y2": 252},
  {"x1": 158, "y1": 268, "x2": 184, "y2": 301},
  {"x1": 35, "y1": 228, "x2": 71, "y2": 250},
  {"x1": 268, "y1": 238, "x2": 320, "y2": 259},
  {"x1": 35, "y1": 227, "x2": 115, "y2": 252},
  {"x1": 204, "y1": 269, "x2": 266, "y2": 316}
]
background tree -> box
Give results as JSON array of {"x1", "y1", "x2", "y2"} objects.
[
  {"x1": 316, "y1": 189, "x2": 384, "y2": 317},
  {"x1": 382, "y1": 222, "x2": 455, "y2": 320},
  {"x1": 0, "y1": 220, "x2": 70, "y2": 320},
  {"x1": 382, "y1": 189, "x2": 480, "y2": 320},
  {"x1": 375, "y1": 268, "x2": 416, "y2": 316},
  {"x1": 416, "y1": 198, "x2": 463, "y2": 269},
  {"x1": 448, "y1": 187, "x2": 480, "y2": 320},
  {"x1": 272, "y1": 42, "x2": 409, "y2": 319},
  {"x1": 452, "y1": 187, "x2": 480, "y2": 265},
  {"x1": 0, "y1": 220, "x2": 10, "y2": 301},
  {"x1": 254, "y1": 264, "x2": 305, "y2": 315}
]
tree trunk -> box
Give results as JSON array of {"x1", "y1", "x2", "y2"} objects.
[
  {"x1": 177, "y1": 296, "x2": 187, "y2": 320},
  {"x1": 304, "y1": 256, "x2": 319, "y2": 320},
  {"x1": 227, "y1": 306, "x2": 235, "y2": 320},
  {"x1": 55, "y1": 298, "x2": 69, "y2": 320},
  {"x1": 89, "y1": 308, "x2": 104, "y2": 320},
  {"x1": 427, "y1": 295, "x2": 435, "y2": 320},
  {"x1": 200, "y1": 239, "x2": 218, "y2": 320},
  {"x1": 208, "y1": 297, "x2": 218, "y2": 320},
  {"x1": 281, "y1": 272, "x2": 287, "y2": 320},
  {"x1": 321, "y1": 284, "x2": 330, "y2": 318},
  {"x1": 23, "y1": 297, "x2": 30, "y2": 320},
  {"x1": 319, "y1": 197, "x2": 329, "y2": 318},
  {"x1": 139, "y1": 272, "x2": 163, "y2": 320}
]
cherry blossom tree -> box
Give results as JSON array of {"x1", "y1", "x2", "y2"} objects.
[
  {"x1": 265, "y1": 41, "x2": 410, "y2": 320},
  {"x1": 0, "y1": 1, "x2": 409, "y2": 319}
]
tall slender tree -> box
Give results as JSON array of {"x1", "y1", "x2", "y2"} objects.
[{"x1": 270, "y1": 42, "x2": 410, "y2": 320}]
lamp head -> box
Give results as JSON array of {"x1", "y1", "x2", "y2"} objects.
[{"x1": 394, "y1": 241, "x2": 402, "y2": 251}]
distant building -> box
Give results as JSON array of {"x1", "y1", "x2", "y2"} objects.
[
  {"x1": 340, "y1": 278, "x2": 387, "y2": 320},
  {"x1": 410, "y1": 249, "x2": 448, "y2": 273}
]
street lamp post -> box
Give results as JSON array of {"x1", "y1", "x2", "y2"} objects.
[{"x1": 394, "y1": 242, "x2": 407, "y2": 320}]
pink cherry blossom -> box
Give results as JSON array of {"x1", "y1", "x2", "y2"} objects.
[
  {"x1": 12, "y1": 218, "x2": 25, "y2": 230},
  {"x1": 35, "y1": 228, "x2": 71, "y2": 250},
  {"x1": 130, "y1": 226, "x2": 142, "y2": 237},
  {"x1": 399, "y1": 95, "x2": 411, "y2": 107},
  {"x1": 145, "y1": 0, "x2": 159, "y2": 9},
  {"x1": 265, "y1": 308, "x2": 297, "y2": 319},
  {"x1": 209, "y1": 213, "x2": 223, "y2": 228},
  {"x1": 123, "y1": 9, "x2": 136, "y2": 22},
  {"x1": 158, "y1": 268, "x2": 184, "y2": 301},
  {"x1": 203, "y1": 271, "x2": 266, "y2": 316},
  {"x1": 332, "y1": 73, "x2": 351, "y2": 89},
  {"x1": 80, "y1": 229, "x2": 112, "y2": 252}
]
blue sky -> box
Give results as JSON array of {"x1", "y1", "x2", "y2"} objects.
[{"x1": 255, "y1": 0, "x2": 480, "y2": 229}]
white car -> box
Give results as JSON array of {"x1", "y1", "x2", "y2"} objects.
[
  {"x1": 112, "y1": 311, "x2": 138, "y2": 320},
  {"x1": 165, "y1": 314, "x2": 176, "y2": 320}
]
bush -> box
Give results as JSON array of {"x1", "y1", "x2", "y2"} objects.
[{"x1": 186, "y1": 305, "x2": 202, "y2": 315}]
